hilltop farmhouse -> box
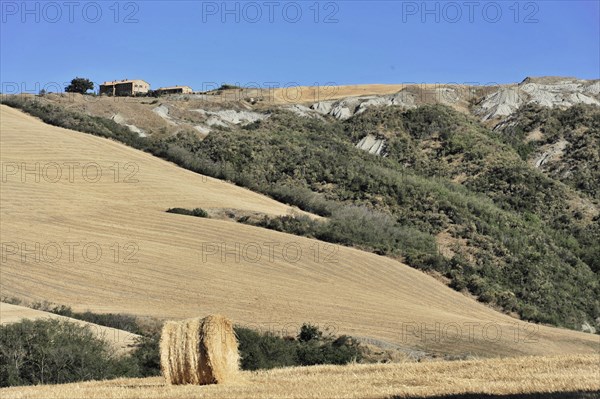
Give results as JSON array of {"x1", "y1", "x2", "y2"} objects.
[
  {"x1": 99, "y1": 79, "x2": 151, "y2": 96},
  {"x1": 99, "y1": 80, "x2": 194, "y2": 96}
]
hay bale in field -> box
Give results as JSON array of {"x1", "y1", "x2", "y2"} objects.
[{"x1": 160, "y1": 314, "x2": 239, "y2": 385}]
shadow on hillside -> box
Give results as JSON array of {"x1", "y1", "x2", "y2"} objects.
[{"x1": 391, "y1": 392, "x2": 600, "y2": 399}]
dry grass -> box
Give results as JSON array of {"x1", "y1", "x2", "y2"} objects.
[
  {"x1": 269, "y1": 84, "x2": 408, "y2": 104},
  {"x1": 1, "y1": 355, "x2": 598, "y2": 398},
  {"x1": 1, "y1": 105, "x2": 598, "y2": 359},
  {"x1": 0, "y1": 302, "x2": 138, "y2": 353},
  {"x1": 160, "y1": 315, "x2": 239, "y2": 385},
  {"x1": 225, "y1": 83, "x2": 476, "y2": 112}
]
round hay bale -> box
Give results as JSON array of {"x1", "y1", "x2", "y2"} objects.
[{"x1": 160, "y1": 314, "x2": 239, "y2": 385}]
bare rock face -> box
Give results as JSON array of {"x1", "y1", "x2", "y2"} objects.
[
  {"x1": 152, "y1": 104, "x2": 178, "y2": 126},
  {"x1": 112, "y1": 113, "x2": 147, "y2": 137},
  {"x1": 308, "y1": 77, "x2": 598, "y2": 124},
  {"x1": 533, "y1": 139, "x2": 569, "y2": 168},
  {"x1": 581, "y1": 321, "x2": 596, "y2": 334},
  {"x1": 192, "y1": 109, "x2": 268, "y2": 132},
  {"x1": 356, "y1": 134, "x2": 386, "y2": 156},
  {"x1": 475, "y1": 78, "x2": 600, "y2": 121},
  {"x1": 311, "y1": 90, "x2": 417, "y2": 120},
  {"x1": 330, "y1": 97, "x2": 364, "y2": 120},
  {"x1": 194, "y1": 125, "x2": 210, "y2": 135},
  {"x1": 195, "y1": 109, "x2": 267, "y2": 125},
  {"x1": 284, "y1": 104, "x2": 322, "y2": 118},
  {"x1": 310, "y1": 100, "x2": 335, "y2": 115},
  {"x1": 476, "y1": 88, "x2": 525, "y2": 121}
]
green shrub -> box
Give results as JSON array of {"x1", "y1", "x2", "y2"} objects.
[
  {"x1": 296, "y1": 335, "x2": 360, "y2": 366},
  {"x1": 166, "y1": 207, "x2": 209, "y2": 218},
  {"x1": 241, "y1": 207, "x2": 443, "y2": 271},
  {"x1": 217, "y1": 84, "x2": 243, "y2": 91},
  {"x1": 267, "y1": 185, "x2": 334, "y2": 216},
  {"x1": 235, "y1": 327, "x2": 298, "y2": 370},
  {"x1": 0, "y1": 319, "x2": 138, "y2": 387},
  {"x1": 30, "y1": 302, "x2": 141, "y2": 334},
  {"x1": 129, "y1": 333, "x2": 161, "y2": 377},
  {"x1": 72, "y1": 312, "x2": 142, "y2": 335},
  {"x1": 298, "y1": 324, "x2": 322, "y2": 342},
  {"x1": 0, "y1": 297, "x2": 22, "y2": 305},
  {"x1": 235, "y1": 324, "x2": 361, "y2": 370}
]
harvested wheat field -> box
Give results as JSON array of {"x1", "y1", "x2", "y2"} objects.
[
  {"x1": 1, "y1": 355, "x2": 599, "y2": 399},
  {"x1": 198, "y1": 83, "x2": 409, "y2": 104},
  {"x1": 269, "y1": 83, "x2": 408, "y2": 104},
  {"x1": 0, "y1": 302, "x2": 138, "y2": 353},
  {"x1": 1, "y1": 105, "x2": 599, "y2": 358},
  {"x1": 227, "y1": 83, "x2": 478, "y2": 105}
]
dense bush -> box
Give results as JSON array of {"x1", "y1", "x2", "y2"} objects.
[
  {"x1": 245, "y1": 207, "x2": 443, "y2": 268},
  {"x1": 236, "y1": 324, "x2": 361, "y2": 370},
  {"x1": 129, "y1": 333, "x2": 161, "y2": 377},
  {"x1": 494, "y1": 103, "x2": 600, "y2": 199},
  {"x1": 296, "y1": 335, "x2": 361, "y2": 366},
  {"x1": 166, "y1": 207, "x2": 209, "y2": 218},
  {"x1": 31, "y1": 302, "x2": 142, "y2": 334},
  {"x1": 235, "y1": 327, "x2": 298, "y2": 370},
  {"x1": 268, "y1": 185, "x2": 334, "y2": 217},
  {"x1": 217, "y1": 84, "x2": 243, "y2": 91},
  {"x1": 0, "y1": 319, "x2": 138, "y2": 387}
]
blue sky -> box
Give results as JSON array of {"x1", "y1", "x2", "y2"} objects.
[{"x1": 1, "y1": 1, "x2": 598, "y2": 92}]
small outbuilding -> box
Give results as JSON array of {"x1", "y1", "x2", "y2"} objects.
[{"x1": 156, "y1": 86, "x2": 193, "y2": 95}]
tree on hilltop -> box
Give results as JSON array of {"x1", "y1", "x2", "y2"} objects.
[{"x1": 65, "y1": 77, "x2": 94, "y2": 94}]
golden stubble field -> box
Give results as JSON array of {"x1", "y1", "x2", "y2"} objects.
[
  {"x1": 1, "y1": 355, "x2": 599, "y2": 399},
  {"x1": 1, "y1": 105, "x2": 599, "y2": 360}
]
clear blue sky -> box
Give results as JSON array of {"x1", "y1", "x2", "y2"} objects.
[{"x1": 1, "y1": 1, "x2": 599, "y2": 92}]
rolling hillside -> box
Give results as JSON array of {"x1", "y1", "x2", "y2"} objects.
[
  {"x1": 0, "y1": 302, "x2": 138, "y2": 353},
  {"x1": 1, "y1": 105, "x2": 598, "y2": 358}
]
